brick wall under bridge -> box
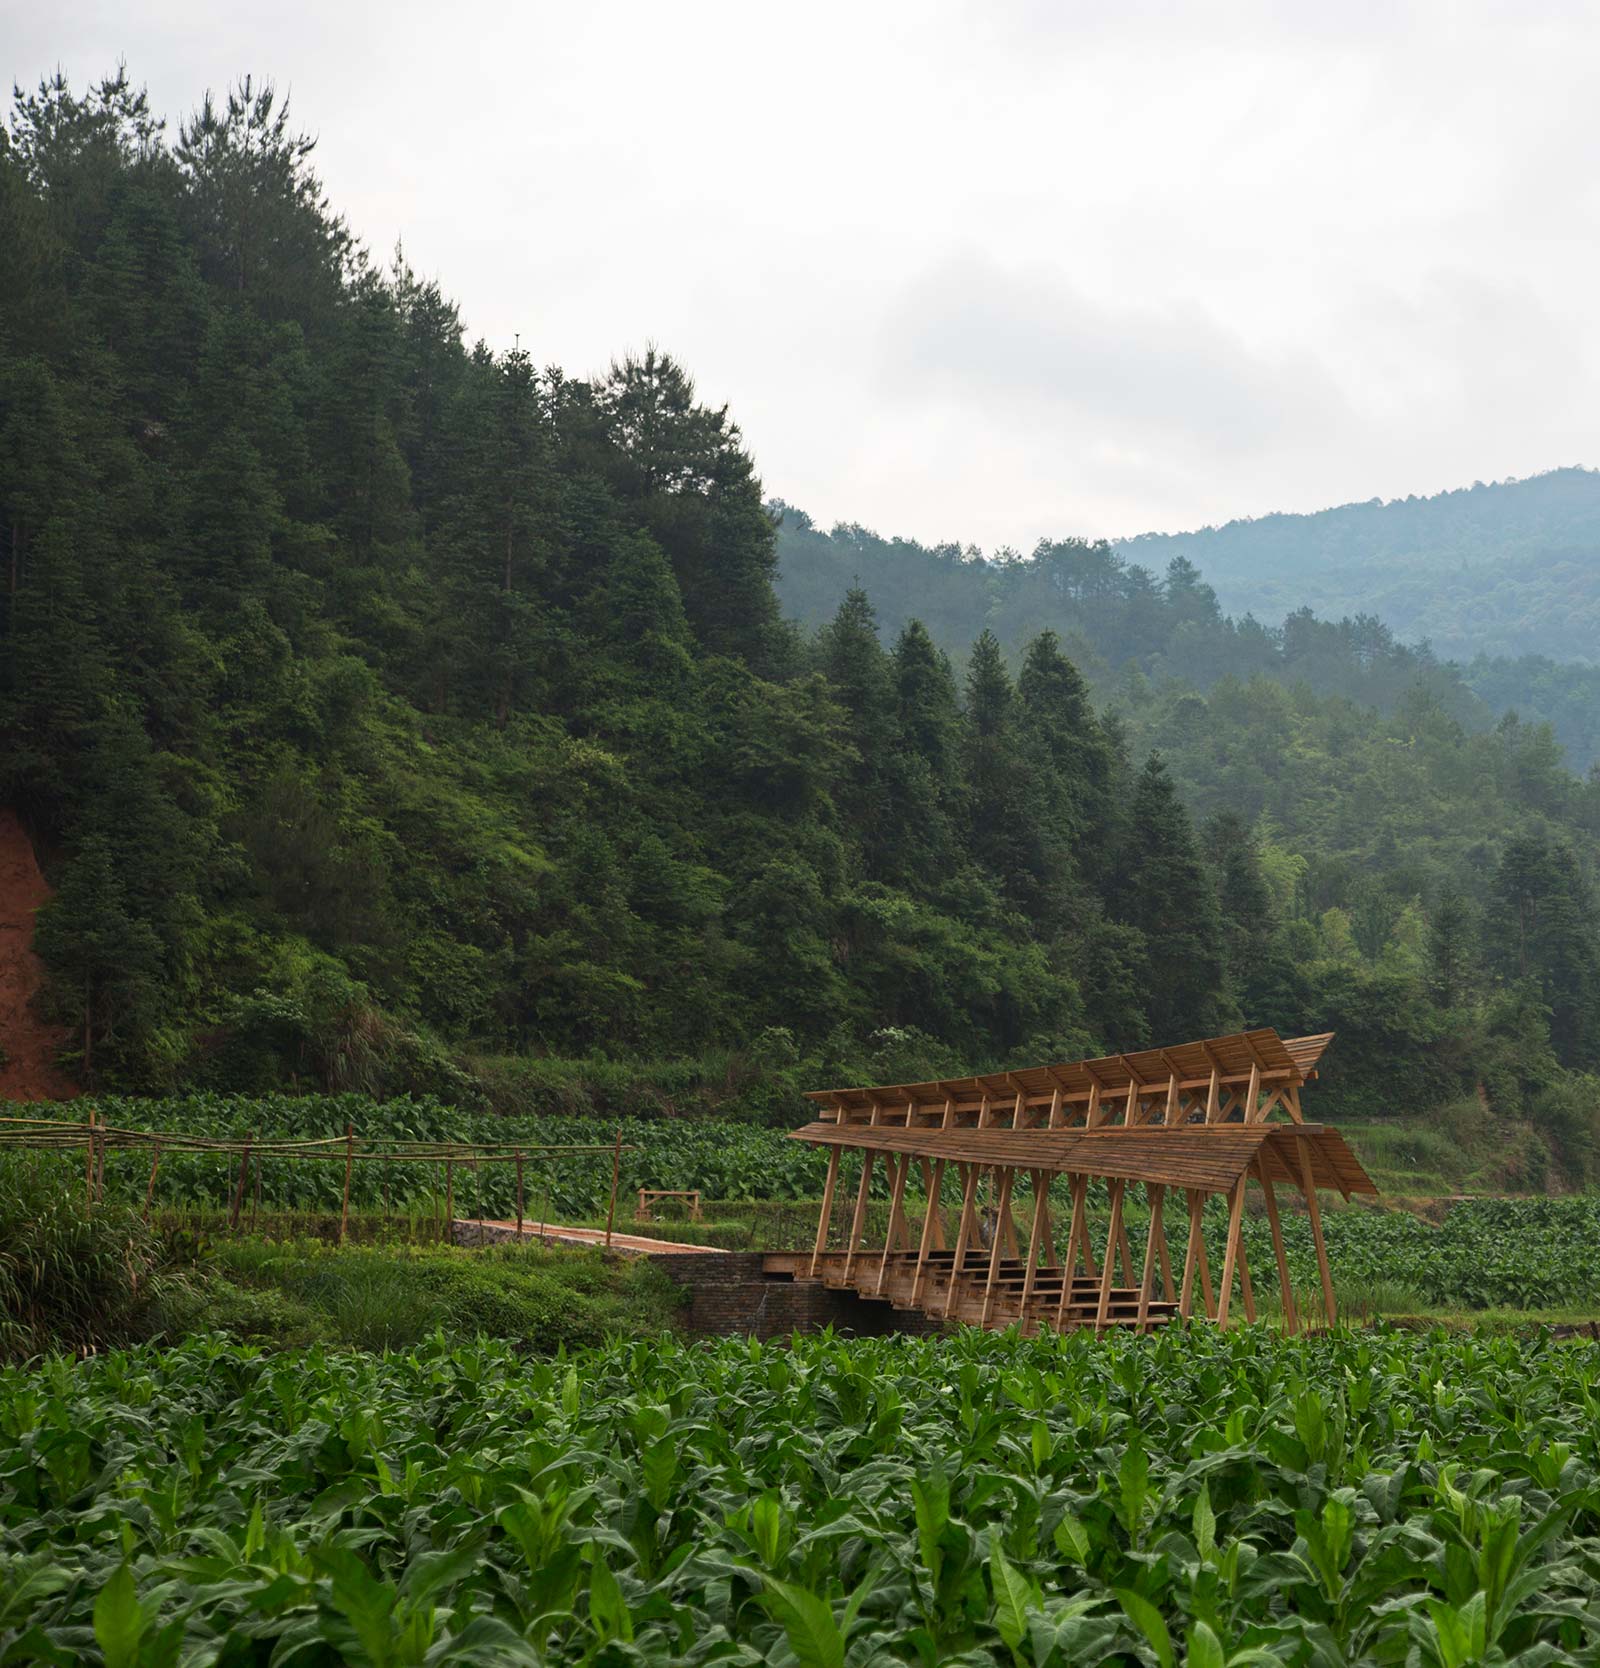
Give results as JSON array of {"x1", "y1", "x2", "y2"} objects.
[
  {"x1": 448, "y1": 1220, "x2": 947, "y2": 1339},
  {"x1": 651, "y1": 1252, "x2": 949, "y2": 1340}
]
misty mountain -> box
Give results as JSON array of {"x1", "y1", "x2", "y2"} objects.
[{"x1": 1120, "y1": 468, "x2": 1600, "y2": 664}]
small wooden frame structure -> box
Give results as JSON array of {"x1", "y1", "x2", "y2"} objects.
[
  {"x1": 636, "y1": 1188, "x2": 703, "y2": 1222},
  {"x1": 763, "y1": 1029, "x2": 1374, "y2": 1334}
]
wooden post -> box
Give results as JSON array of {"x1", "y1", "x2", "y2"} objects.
[
  {"x1": 1216, "y1": 1175, "x2": 1248, "y2": 1328},
  {"x1": 1240, "y1": 1061, "x2": 1261, "y2": 1124},
  {"x1": 445, "y1": 1158, "x2": 454, "y2": 1241},
  {"x1": 1257, "y1": 1166, "x2": 1298, "y2": 1334},
  {"x1": 843, "y1": 1149, "x2": 876, "y2": 1283},
  {"x1": 142, "y1": 1140, "x2": 162, "y2": 1223},
  {"x1": 876, "y1": 1153, "x2": 912, "y2": 1295},
  {"x1": 1094, "y1": 1181, "x2": 1127, "y2": 1334},
  {"x1": 230, "y1": 1130, "x2": 256, "y2": 1234},
  {"x1": 1018, "y1": 1169, "x2": 1049, "y2": 1333},
  {"x1": 1136, "y1": 1184, "x2": 1164, "y2": 1333},
  {"x1": 945, "y1": 1164, "x2": 981, "y2": 1315},
  {"x1": 84, "y1": 1108, "x2": 95, "y2": 1210},
  {"x1": 910, "y1": 1158, "x2": 945, "y2": 1305},
  {"x1": 339, "y1": 1123, "x2": 354, "y2": 1245},
  {"x1": 1055, "y1": 1172, "x2": 1094, "y2": 1328},
  {"x1": 1296, "y1": 1138, "x2": 1337, "y2": 1326},
  {"x1": 981, "y1": 1166, "x2": 1015, "y2": 1325},
  {"x1": 810, "y1": 1147, "x2": 841, "y2": 1276},
  {"x1": 916, "y1": 1158, "x2": 946, "y2": 1250},
  {"x1": 1179, "y1": 1189, "x2": 1204, "y2": 1319},
  {"x1": 515, "y1": 1150, "x2": 525, "y2": 1239},
  {"x1": 603, "y1": 1127, "x2": 622, "y2": 1252},
  {"x1": 1237, "y1": 1233, "x2": 1257, "y2": 1322}
]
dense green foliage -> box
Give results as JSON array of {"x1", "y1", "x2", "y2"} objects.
[
  {"x1": 173, "y1": 1239, "x2": 684, "y2": 1356},
  {"x1": 7, "y1": 1327, "x2": 1600, "y2": 1664},
  {"x1": 775, "y1": 499, "x2": 1600, "y2": 770},
  {"x1": 0, "y1": 1167, "x2": 175, "y2": 1358},
  {"x1": 5, "y1": 69, "x2": 1600, "y2": 1152},
  {"x1": 19, "y1": 1100, "x2": 1600, "y2": 1312}
]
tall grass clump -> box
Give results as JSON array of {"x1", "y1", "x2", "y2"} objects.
[{"x1": 0, "y1": 1160, "x2": 176, "y2": 1358}]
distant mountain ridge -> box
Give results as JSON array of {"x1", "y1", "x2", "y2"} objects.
[{"x1": 1118, "y1": 467, "x2": 1600, "y2": 663}]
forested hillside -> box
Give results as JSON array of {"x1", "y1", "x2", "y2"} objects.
[
  {"x1": 1122, "y1": 469, "x2": 1600, "y2": 662},
  {"x1": 3, "y1": 71, "x2": 1600, "y2": 1171},
  {"x1": 774, "y1": 506, "x2": 1600, "y2": 772}
]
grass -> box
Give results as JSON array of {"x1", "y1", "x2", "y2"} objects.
[{"x1": 168, "y1": 1238, "x2": 687, "y2": 1352}]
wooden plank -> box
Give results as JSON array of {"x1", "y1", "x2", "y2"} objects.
[{"x1": 810, "y1": 1147, "x2": 840, "y2": 1276}]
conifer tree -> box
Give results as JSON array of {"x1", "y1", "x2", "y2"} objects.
[{"x1": 1117, "y1": 753, "x2": 1230, "y2": 1040}]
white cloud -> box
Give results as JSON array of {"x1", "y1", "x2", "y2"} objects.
[{"x1": 9, "y1": 0, "x2": 1599, "y2": 547}]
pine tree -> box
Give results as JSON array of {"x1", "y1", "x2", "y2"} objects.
[{"x1": 1117, "y1": 754, "x2": 1231, "y2": 1040}]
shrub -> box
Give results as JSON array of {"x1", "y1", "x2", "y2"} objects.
[{"x1": 0, "y1": 1162, "x2": 180, "y2": 1358}]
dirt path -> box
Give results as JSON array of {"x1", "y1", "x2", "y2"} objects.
[
  {"x1": 455, "y1": 1218, "x2": 726, "y2": 1255},
  {"x1": 0, "y1": 810, "x2": 76, "y2": 1102}
]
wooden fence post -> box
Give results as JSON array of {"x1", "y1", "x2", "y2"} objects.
[
  {"x1": 339, "y1": 1122, "x2": 353, "y2": 1245},
  {"x1": 143, "y1": 1140, "x2": 162, "y2": 1223},
  {"x1": 230, "y1": 1130, "x2": 256, "y2": 1234},
  {"x1": 84, "y1": 1108, "x2": 96, "y2": 1210},
  {"x1": 515, "y1": 1149, "x2": 525, "y2": 1239},
  {"x1": 603, "y1": 1127, "x2": 622, "y2": 1251}
]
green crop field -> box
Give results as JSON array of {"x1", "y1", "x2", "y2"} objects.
[{"x1": 4, "y1": 1326, "x2": 1600, "y2": 1665}]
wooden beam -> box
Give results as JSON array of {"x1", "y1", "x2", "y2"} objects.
[
  {"x1": 981, "y1": 1166, "x2": 1016, "y2": 1325},
  {"x1": 1237, "y1": 1229, "x2": 1257, "y2": 1323},
  {"x1": 1204, "y1": 1066, "x2": 1221, "y2": 1123},
  {"x1": 911, "y1": 1158, "x2": 946, "y2": 1305},
  {"x1": 1216, "y1": 1175, "x2": 1248, "y2": 1328},
  {"x1": 1084, "y1": 1080, "x2": 1105, "y2": 1129},
  {"x1": 1179, "y1": 1188, "x2": 1204, "y2": 1319},
  {"x1": 1257, "y1": 1163, "x2": 1298, "y2": 1335},
  {"x1": 1136, "y1": 1184, "x2": 1164, "y2": 1333},
  {"x1": 809, "y1": 1147, "x2": 841, "y2": 1276},
  {"x1": 1296, "y1": 1137, "x2": 1336, "y2": 1325},
  {"x1": 1094, "y1": 1180, "x2": 1127, "y2": 1335},
  {"x1": 876, "y1": 1153, "x2": 912, "y2": 1296},
  {"x1": 945, "y1": 1164, "x2": 981, "y2": 1315},
  {"x1": 1019, "y1": 1169, "x2": 1049, "y2": 1330},
  {"x1": 842, "y1": 1149, "x2": 875, "y2": 1283},
  {"x1": 1240, "y1": 1061, "x2": 1262, "y2": 1124}
]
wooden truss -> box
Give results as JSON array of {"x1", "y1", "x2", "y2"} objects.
[{"x1": 764, "y1": 1028, "x2": 1376, "y2": 1334}]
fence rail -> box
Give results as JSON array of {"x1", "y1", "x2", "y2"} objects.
[{"x1": 0, "y1": 1111, "x2": 637, "y2": 1247}]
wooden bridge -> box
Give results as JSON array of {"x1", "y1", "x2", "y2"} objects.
[{"x1": 762, "y1": 1028, "x2": 1375, "y2": 1334}]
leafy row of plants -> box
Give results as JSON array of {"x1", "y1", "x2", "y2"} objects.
[{"x1": 4, "y1": 1325, "x2": 1600, "y2": 1664}]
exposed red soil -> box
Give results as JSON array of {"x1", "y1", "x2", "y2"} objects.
[{"x1": 0, "y1": 810, "x2": 78, "y2": 1102}]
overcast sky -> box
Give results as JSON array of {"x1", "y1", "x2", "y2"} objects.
[{"x1": 9, "y1": 1, "x2": 1599, "y2": 548}]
